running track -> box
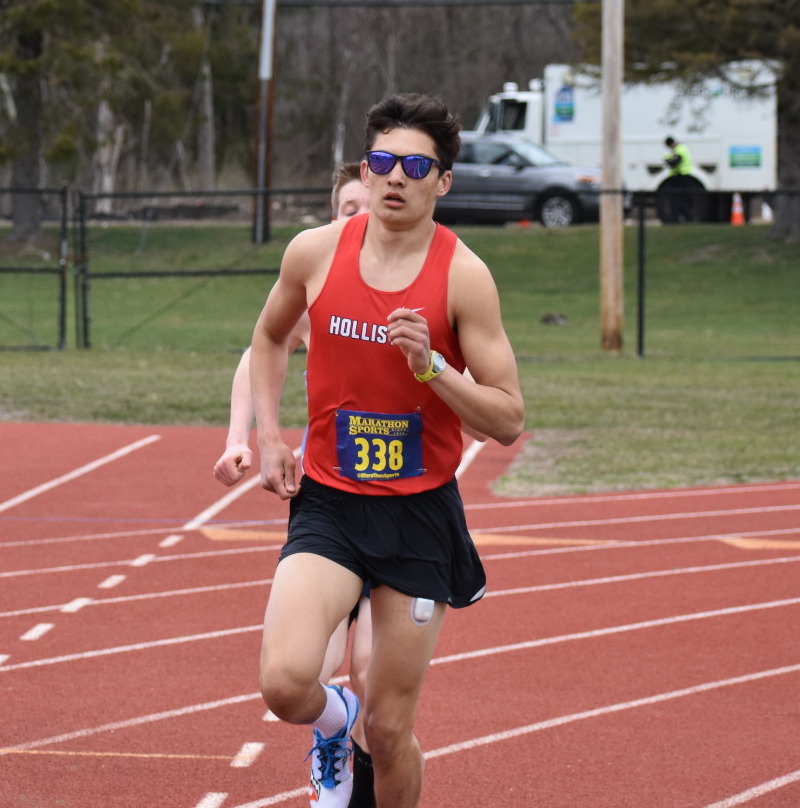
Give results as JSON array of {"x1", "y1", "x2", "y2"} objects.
[{"x1": 1, "y1": 421, "x2": 799, "y2": 808}]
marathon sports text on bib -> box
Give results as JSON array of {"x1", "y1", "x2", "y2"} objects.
[{"x1": 335, "y1": 409, "x2": 424, "y2": 481}]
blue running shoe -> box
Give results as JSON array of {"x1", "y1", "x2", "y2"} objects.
[{"x1": 307, "y1": 685, "x2": 360, "y2": 807}]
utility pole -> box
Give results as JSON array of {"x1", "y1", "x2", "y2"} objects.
[
  {"x1": 254, "y1": 0, "x2": 277, "y2": 244},
  {"x1": 600, "y1": 0, "x2": 624, "y2": 352}
]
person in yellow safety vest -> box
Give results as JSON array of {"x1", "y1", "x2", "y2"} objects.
[{"x1": 663, "y1": 136, "x2": 695, "y2": 222}]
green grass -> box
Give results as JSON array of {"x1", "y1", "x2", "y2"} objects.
[{"x1": 1, "y1": 221, "x2": 798, "y2": 495}]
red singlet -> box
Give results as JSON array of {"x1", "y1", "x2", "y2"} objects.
[{"x1": 304, "y1": 213, "x2": 465, "y2": 495}]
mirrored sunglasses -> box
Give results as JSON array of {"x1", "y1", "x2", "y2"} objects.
[{"x1": 366, "y1": 150, "x2": 444, "y2": 180}]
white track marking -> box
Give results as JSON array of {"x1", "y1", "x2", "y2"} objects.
[
  {"x1": 1, "y1": 693, "x2": 263, "y2": 752},
  {"x1": 471, "y1": 503, "x2": 800, "y2": 534},
  {"x1": 0, "y1": 435, "x2": 161, "y2": 514},
  {"x1": 181, "y1": 474, "x2": 263, "y2": 532},
  {"x1": 230, "y1": 742, "x2": 265, "y2": 768},
  {"x1": 193, "y1": 795, "x2": 228, "y2": 808},
  {"x1": 98, "y1": 575, "x2": 126, "y2": 589},
  {"x1": 60, "y1": 598, "x2": 93, "y2": 613},
  {"x1": 219, "y1": 788, "x2": 307, "y2": 808},
  {"x1": 701, "y1": 770, "x2": 800, "y2": 807},
  {"x1": 0, "y1": 624, "x2": 262, "y2": 673},
  {"x1": 1, "y1": 579, "x2": 272, "y2": 618},
  {"x1": 20, "y1": 624, "x2": 54, "y2": 641},
  {"x1": 464, "y1": 480, "x2": 800, "y2": 511},
  {"x1": 456, "y1": 438, "x2": 485, "y2": 478},
  {"x1": 3, "y1": 595, "x2": 799, "y2": 749},
  {"x1": 481, "y1": 526, "x2": 800, "y2": 561},
  {"x1": 179, "y1": 444, "x2": 301, "y2": 533},
  {"x1": 431, "y1": 597, "x2": 800, "y2": 667},
  {"x1": 3, "y1": 553, "x2": 798, "y2": 622},
  {"x1": 0, "y1": 521, "x2": 287, "y2": 549},
  {"x1": 483, "y1": 553, "x2": 800, "y2": 598},
  {"x1": 1, "y1": 544, "x2": 281, "y2": 580},
  {"x1": 196, "y1": 662, "x2": 800, "y2": 808},
  {"x1": 423, "y1": 663, "x2": 800, "y2": 760}
]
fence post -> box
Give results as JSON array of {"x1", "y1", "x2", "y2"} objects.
[
  {"x1": 73, "y1": 191, "x2": 92, "y2": 348},
  {"x1": 58, "y1": 185, "x2": 69, "y2": 349},
  {"x1": 636, "y1": 193, "x2": 647, "y2": 358}
]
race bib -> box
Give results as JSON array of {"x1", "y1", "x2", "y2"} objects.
[{"x1": 335, "y1": 409, "x2": 424, "y2": 481}]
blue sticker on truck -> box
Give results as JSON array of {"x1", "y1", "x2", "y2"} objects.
[{"x1": 729, "y1": 146, "x2": 762, "y2": 168}]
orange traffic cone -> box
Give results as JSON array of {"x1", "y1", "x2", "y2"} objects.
[{"x1": 731, "y1": 192, "x2": 745, "y2": 226}]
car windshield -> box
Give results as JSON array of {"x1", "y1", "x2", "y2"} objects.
[
  {"x1": 503, "y1": 139, "x2": 564, "y2": 167},
  {"x1": 462, "y1": 137, "x2": 565, "y2": 168}
]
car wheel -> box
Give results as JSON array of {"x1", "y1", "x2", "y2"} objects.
[{"x1": 538, "y1": 193, "x2": 578, "y2": 227}]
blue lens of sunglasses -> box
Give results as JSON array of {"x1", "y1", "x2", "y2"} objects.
[{"x1": 367, "y1": 151, "x2": 441, "y2": 179}]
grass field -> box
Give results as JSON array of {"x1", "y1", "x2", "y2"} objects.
[{"x1": 1, "y1": 221, "x2": 798, "y2": 495}]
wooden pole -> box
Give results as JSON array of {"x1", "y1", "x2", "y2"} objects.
[
  {"x1": 600, "y1": 0, "x2": 624, "y2": 352},
  {"x1": 254, "y1": 0, "x2": 277, "y2": 244}
]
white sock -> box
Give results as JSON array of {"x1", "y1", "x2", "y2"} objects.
[{"x1": 314, "y1": 685, "x2": 348, "y2": 737}]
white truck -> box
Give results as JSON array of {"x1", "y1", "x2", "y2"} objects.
[{"x1": 474, "y1": 62, "x2": 777, "y2": 222}]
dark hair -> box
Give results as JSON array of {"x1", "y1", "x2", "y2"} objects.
[
  {"x1": 364, "y1": 93, "x2": 461, "y2": 170},
  {"x1": 665, "y1": 136, "x2": 676, "y2": 147}
]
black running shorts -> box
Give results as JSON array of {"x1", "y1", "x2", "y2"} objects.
[{"x1": 281, "y1": 474, "x2": 486, "y2": 608}]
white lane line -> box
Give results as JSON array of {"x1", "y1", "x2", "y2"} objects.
[
  {"x1": 1, "y1": 544, "x2": 281, "y2": 580},
  {"x1": 0, "y1": 598, "x2": 800, "y2": 755},
  {"x1": 423, "y1": 662, "x2": 800, "y2": 760},
  {"x1": 1, "y1": 692, "x2": 263, "y2": 752},
  {"x1": 159, "y1": 534, "x2": 184, "y2": 548},
  {"x1": 4, "y1": 552, "x2": 797, "y2": 622},
  {"x1": 482, "y1": 527, "x2": 800, "y2": 561},
  {"x1": 701, "y1": 769, "x2": 800, "y2": 807},
  {"x1": 456, "y1": 438, "x2": 485, "y2": 479},
  {"x1": 0, "y1": 623, "x2": 262, "y2": 673},
  {"x1": 230, "y1": 742, "x2": 265, "y2": 768},
  {"x1": 130, "y1": 554, "x2": 156, "y2": 567},
  {"x1": 193, "y1": 795, "x2": 228, "y2": 808},
  {"x1": 471, "y1": 503, "x2": 800, "y2": 534},
  {"x1": 20, "y1": 623, "x2": 54, "y2": 641},
  {"x1": 199, "y1": 662, "x2": 800, "y2": 808},
  {"x1": 1, "y1": 589, "x2": 797, "y2": 682},
  {"x1": 3, "y1": 552, "x2": 797, "y2": 621},
  {"x1": 431, "y1": 596, "x2": 800, "y2": 667},
  {"x1": 0, "y1": 521, "x2": 287, "y2": 549},
  {"x1": 98, "y1": 575, "x2": 126, "y2": 590},
  {"x1": 61, "y1": 598, "x2": 93, "y2": 614},
  {"x1": 220, "y1": 788, "x2": 307, "y2": 808},
  {"x1": 0, "y1": 435, "x2": 161, "y2": 514},
  {"x1": 1, "y1": 579, "x2": 272, "y2": 618},
  {"x1": 0, "y1": 654, "x2": 9, "y2": 665},
  {"x1": 483, "y1": 553, "x2": 800, "y2": 598},
  {"x1": 181, "y1": 474, "x2": 264, "y2": 532},
  {"x1": 464, "y1": 480, "x2": 800, "y2": 511},
  {"x1": 178, "y1": 443, "x2": 301, "y2": 533}
]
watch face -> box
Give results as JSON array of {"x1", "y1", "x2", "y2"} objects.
[{"x1": 432, "y1": 352, "x2": 446, "y2": 373}]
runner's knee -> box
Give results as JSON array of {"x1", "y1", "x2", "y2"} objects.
[
  {"x1": 363, "y1": 704, "x2": 414, "y2": 762},
  {"x1": 259, "y1": 662, "x2": 316, "y2": 721}
]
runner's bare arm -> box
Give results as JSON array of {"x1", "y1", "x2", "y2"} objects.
[
  {"x1": 249, "y1": 232, "x2": 322, "y2": 498},
  {"x1": 387, "y1": 242, "x2": 524, "y2": 446}
]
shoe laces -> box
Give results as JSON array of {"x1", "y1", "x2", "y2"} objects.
[{"x1": 307, "y1": 727, "x2": 353, "y2": 786}]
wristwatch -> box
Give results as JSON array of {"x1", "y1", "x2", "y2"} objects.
[{"x1": 414, "y1": 350, "x2": 447, "y2": 382}]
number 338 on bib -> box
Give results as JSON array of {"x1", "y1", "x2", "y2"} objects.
[{"x1": 335, "y1": 409, "x2": 424, "y2": 481}]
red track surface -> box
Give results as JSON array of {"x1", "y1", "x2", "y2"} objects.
[{"x1": 1, "y1": 421, "x2": 799, "y2": 808}]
